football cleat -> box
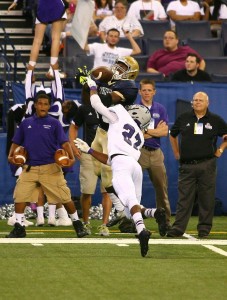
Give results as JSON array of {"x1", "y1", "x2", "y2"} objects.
[
  {"x1": 154, "y1": 208, "x2": 167, "y2": 237},
  {"x1": 73, "y1": 220, "x2": 89, "y2": 238},
  {"x1": 6, "y1": 222, "x2": 26, "y2": 238},
  {"x1": 136, "y1": 229, "x2": 151, "y2": 257}
]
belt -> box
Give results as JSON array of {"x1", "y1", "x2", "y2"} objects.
[
  {"x1": 110, "y1": 153, "x2": 126, "y2": 161},
  {"x1": 180, "y1": 157, "x2": 213, "y2": 165},
  {"x1": 142, "y1": 145, "x2": 157, "y2": 152}
]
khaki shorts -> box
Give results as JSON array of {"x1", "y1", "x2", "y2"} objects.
[
  {"x1": 14, "y1": 163, "x2": 71, "y2": 204},
  {"x1": 80, "y1": 152, "x2": 106, "y2": 194},
  {"x1": 91, "y1": 127, "x2": 112, "y2": 188}
]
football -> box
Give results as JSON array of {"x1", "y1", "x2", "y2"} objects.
[
  {"x1": 54, "y1": 149, "x2": 69, "y2": 166},
  {"x1": 91, "y1": 66, "x2": 113, "y2": 83},
  {"x1": 13, "y1": 146, "x2": 28, "y2": 164}
]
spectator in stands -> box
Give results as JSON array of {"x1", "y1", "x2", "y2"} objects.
[
  {"x1": 94, "y1": 0, "x2": 114, "y2": 21},
  {"x1": 138, "y1": 79, "x2": 171, "y2": 230},
  {"x1": 146, "y1": 30, "x2": 206, "y2": 77},
  {"x1": 201, "y1": 0, "x2": 227, "y2": 36},
  {"x1": 127, "y1": 0, "x2": 167, "y2": 21},
  {"x1": 8, "y1": 0, "x2": 67, "y2": 78},
  {"x1": 167, "y1": 91, "x2": 227, "y2": 238},
  {"x1": 171, "y1": 53, "x2": 212, "y2": 81},
  {"x1": 99, "y1": 0, "x2": 144, "y2": 42},
  {"x1": 166, "y1": 0, "x2": 201, "y2": 29},
  {"x1": 84, "y1": 28, "x2": 141, "y2": 68},
  {"x1": 69, "y1": 105, "x2": 112, "y2": 236}
]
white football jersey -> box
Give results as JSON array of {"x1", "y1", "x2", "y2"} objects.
[{"x1": 107, "y1": 104, "x2": 144, "y2": 161}]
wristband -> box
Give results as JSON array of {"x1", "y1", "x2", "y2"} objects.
[
  {"x1": 88, "y1": 148, "x2": 94, "y2": 154},
  {"x1": 90, "y1": 86, "x2": 97, "y2": 91}
]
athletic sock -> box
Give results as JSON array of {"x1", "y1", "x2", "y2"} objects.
[{"x1": 132, "y1": 212, "x2": 145, "y2": 234}]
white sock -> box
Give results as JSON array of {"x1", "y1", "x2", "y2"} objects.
[
  {"x1": 36, "y1": 206, "x2": 44, "y2": 219},
  {"x1": 69, "y1": 211, "x2": 79, "y2": 221},
  {"x1": 50, "y1": 57, "x2": 58, "y2": 65},
  {"x1": 132, "y1": 212, "x2": 145, "y2": 234},
  {"x1": 48, "y1": 204, "x2": 56, "y2": 219},
  {"x1": 56, "y1": 207, "x2": 69, "y2": 219},
  {"x1": 108, "y1": 193, "x2": 124, "y2": 212},
  {"x1": 15, "y1": 213, "x2": 25, "y2": 226},
  {"x1": 143, "y1": 208, "x2": 156, "y2": 218},
  {"x1": 29, "y1": 61, "x2": 36, "y2": 67}
]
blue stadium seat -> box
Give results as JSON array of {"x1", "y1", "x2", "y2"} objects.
[
  {"x1": 145, "y1": 38, "x2": 163, "y2": 55},
  {"x1": 221, "y1": 22, "x2": 227, "y2": 55},
  {"x1": 211, "y1": 74, "x2": 227, "y2": 83},
  {"x1": 140, "y1": 20, "x2": 171, "y2": 39},
  {"x1": 117, "y1": 37, "x2": 145, "y2": 54},
  {"x1": 205, "y1": 57, "x2": 227, "y2": 75},
  {"x1": 136, "y1": 72, "x2": 165, "y2": 82},
  {"x1": 187, "y1": 38, "x2": 224, "y2": 57},
  {"x1": 134, "y1": 55, "x2": 149, "y2": 72},
  {"x1": 175, "y1": 21, "x2": 212, "y2": 44}
]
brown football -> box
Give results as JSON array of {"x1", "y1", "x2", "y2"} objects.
[
  {"x1": 91, "y1": 66, "x2": 113, "y2": 83},
  {"x1": 54, "y1": 149, "x2": 69, "y2": 166},
  {"x1": 13, "y1": 146, "x2": 28, "y2": 164}
]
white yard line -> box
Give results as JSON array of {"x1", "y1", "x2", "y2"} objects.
[{"x1": 1, "y1": 238, "x2": 227, "y2": 246}]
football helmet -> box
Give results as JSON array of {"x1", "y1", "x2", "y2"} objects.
[
  {"x1": 111, "y1": 56, "x2": 139, "y2": 80},
  {"x1": 126, "y1": 104, "x2": 151, "y2": 130}
]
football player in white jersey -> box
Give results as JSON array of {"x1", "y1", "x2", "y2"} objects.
[{"x1": 75, "y1": 77, "x2": 152, "y2": 257}]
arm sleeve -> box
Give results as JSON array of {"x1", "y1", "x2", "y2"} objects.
[{"x1": 90, "y1": 94, "x2": 118, "y2": 123}]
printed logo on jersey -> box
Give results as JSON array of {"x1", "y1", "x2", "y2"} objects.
[
  {"x1": 43, "y1": 125, "x2": 51, "y2": 129},
  {"x1": 28, "y1": 125, "x2": 32, "y2": 129},
  {"x1": 205, "y1": 123, "x2": 212, "y2": 130},
  {"x1": 99, "y1": 86, "x2": 112, "y2": 95},
  {"x1": 102, "y1": 52, "x2": 118, "y2": 66},
  {"x1": 152, "y1": 113, "x2": 160, "y2": 119},
  {"x1": 186, "y1": 123, "x2": 190, "y2": 127}
]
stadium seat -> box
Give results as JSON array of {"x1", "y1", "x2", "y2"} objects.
[
  {"x1": 187, "y1": 38, "x2": 224, "y2": 57},
  {"x1": 134, "y1": 55, "x2": 149, "y2": 72},
  {"x1": 205, "y1": 57, "x2": 227, "y2": 75},
  {"x1": 175, "y1": 21, "x2": 212, "y2": 44},
  {"x1": 145, "y1": 38, "x2": 163, "y2": 55},
  {"x1": 140, "y1": 20, "x2": 171, "y2": 39},
  {"x1": 117, "y1": 37, "x2": 145, "y2": 54},
  {"x1": 64, "y1": 36, "x2": 86, "y2": 57},
  {"x1": 221, "y1": 22, "x2": 227, "y2": 55},
  {"x1": 211, "y1": 74, "x2": 227, "y2": 83},
  {"x1": 136, "y1": 72, "x2": 165, "y2": 82}
]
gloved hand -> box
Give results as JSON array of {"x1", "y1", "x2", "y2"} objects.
[
  {"x1": 74, "y1": 66, "x2": 90, "y2": 85},
  {"x1": 74, "y1": 138, "x2": 90, "y2": 153},
  {"x1": 87, "y1": 76, "x2": 97, "y2": 90}
]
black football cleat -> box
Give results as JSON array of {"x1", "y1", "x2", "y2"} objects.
[
  {"x1": 136, "y1": 229, "x2": 151, "y2": 257},
  {"x1": 154, "y1": 208, "x2": 167, "y2": 237},
  {"x1": 73, "y1": 220, "x2": 89, "y2": 238},
  {"x1": 106, "y1": 211, "x2": 125, "y2": 227},
  {"x1": 6, "y1": 222, "x2": 26, "y2": 238}
]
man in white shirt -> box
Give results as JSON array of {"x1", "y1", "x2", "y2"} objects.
[
  {"x1": 127, "y1": 0, "x2": 167, "y2": 21},
  {"x1": 84, "y1": 28, "x2": 141, "y2": 68},
  {"x1": 167, "y1": 0, "x2": 201, "y2": 29}
]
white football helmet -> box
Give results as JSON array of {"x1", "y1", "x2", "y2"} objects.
[
  {"x1": 110, "y1": 56, "x2": 139, "y2": 80},
  {"x1": 126, "y1": 104, "x2": 151, "y2": 130}
]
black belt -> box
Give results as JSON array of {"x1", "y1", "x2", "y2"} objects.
[
  {"x1": 180, "y1": 157, "x2": 213, "y2": 165},
  {"x1": 142, "y1": 145, "x2": 157, "y2": 152},
  {"x1": 110, "y1": 153, "x2": 126, "y2": 161}
]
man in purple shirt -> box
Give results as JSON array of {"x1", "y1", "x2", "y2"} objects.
[
  {"x1": 147, "y1": 30, "x2": 205, "y2": 77},
  {"x1": 6, "y1": 92, "x2": 87, "y2": 238},
  {"x1": 138, "y1": 79, "x2": 171, "y2": 232}
]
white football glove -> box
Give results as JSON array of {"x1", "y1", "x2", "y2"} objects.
[
  {"x1": 74, "y1": 138, "x2": 90, "y2": 153},
  {"x1": 87, "y1": 76, "x2": 97, "y2": 89}
]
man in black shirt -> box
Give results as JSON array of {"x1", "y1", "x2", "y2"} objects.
[
  {"x1": 167, "y1": 91, "x2": 227, "y2": 238},
  {"x1": 171, "y1": 53, "x2": 212, "y2": 82}
]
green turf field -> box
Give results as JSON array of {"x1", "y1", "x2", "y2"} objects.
[{"x1": 0, "y1": 216, "x2": 227, "y2": 300}]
